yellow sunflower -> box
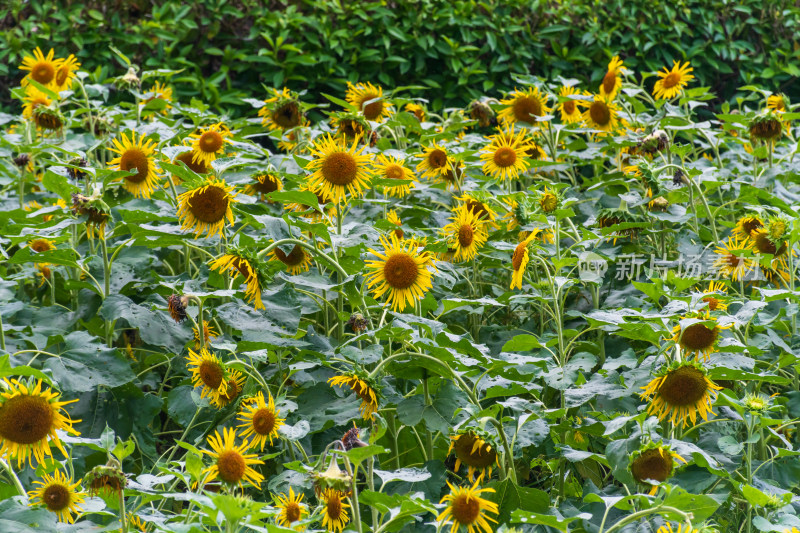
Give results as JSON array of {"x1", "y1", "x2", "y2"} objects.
[
  {"x1": 630, "y1": 445, "x2": 686, "y2": 495},
  {"x1": 243, "y1": 172, "x2": 283, "y2": 200},
  {"x1": 405, "y1": 102, "x2": 426, "y2": 121},
  {"x1": 732, "y1": 215, "x2": 764, "y2": 240},
  {"x1": 658, "y1": 523, "x2": 699, "y2": 533},
  {"x1": 210, "y1": 370, "x2": 246, "y2": 409},
  {"x1": 328, "y1": 374, "x2": 379, "y2": 421},
  {"x1": 29, "y1": 238, "x2": 55, "y2": 253},
  {"x1": 539, "y1": 186, "x2": 558, "y2": 213},
  {"x1": 177, "y1": 177, "x2": 237, "y2": 238},
  {"x1": 19, "y1": 47, "x2": 61, "y2": 87},
  {"x1": 767, "y1": 93, "x2": 792, "y2": 133},
  {"x1": 22, "y1": 86, "x2": 62, "y2": 131},
  {"x1": 480, "y1": 127, "x2": 531, "y2": 182},
  {"x1": 449, "y1": 432, "x2": 499, "y2": 483},
  {"x1": 713, "y1": 235, "x2": 754, "y2": 281},
  {"x1": 364, "y1": 232, "x2": 436, "y2": 312},
  {"x1": 237, "y1": 391, "x2": 286, "y2": 450},
  {"x1": 558, "y1": 86, "x2": 583, "y2": 124},
  {"x1": 201, "y1": 427, "x2": 264, "y2": 488},
  {"x1": 320, "y1": 488, "x2": 350, "y2": 533},
  {"x1": 210, "y1": 253, "x2": 264, "y2": 310},
  {"x1": 599, "y1": 56, "x2": 625, "y2": 99},
  {"x1": 27, "y1": 470, "x2": 86, "y2": 524},
  {"x1": 416, "y1": 143, "x2": 455, "y2": 182},
  {"x1": 670, "y1": 310, "x2": 730, "y2": 361},
  {"x1": 259, "y1": 88, "x2": 306, "y2": 132},
  {"x1": 580, "y1": 94, "x2": 621, "y2": 133},
  {"x1": 53, "y1": 54, "x2": 81, "y2": 92},
  {"x1": 640, "y1": 362, "x2": 722, "y2": 427},
  {"x1": 437, "y1": 480, "x2": 499, "y2": 533},
  {"x1": 275, "y1": 487, "x2": 308, "y2": 530},
  {"x1": 653, "y1": 60, "x2": 694, "y2": 100},
  {"x1": 510, "y1": 232, "x2": 537, "y2": 290},
  {"x1": 699, "y1": 281, "x2": 728, "y2": 312},
  {"x1": 187, "y1": 123, "x2": 232, "y2": 167},
  {"x1": 346, "y1": 81, "x2": 393, "y2": 122},
  {"x1": 172, "y1": 150, "x2": 209, "y2": 179},
  {"x1": 185, "y1": 347, "x2": 229, "y2": 403},
  {"x1": 456, "y1": 193, "x2": 498, "y2": 226},
  {"x1": 373, "y1": 154, "x2": 417, "y2": 197},
  {"x1": 306, "y1": 134, "x2": 373, "y2": 204},
  {"x1": 387, "y1": 209, "x2": 404, "y2": 240},
  {"x1": 441, "y1": 205, "x2": 489, "y2": 262},
  {"x1": 0, "y1": 378, "x2": 79, "y2": 468},
  {"x1": 269, "y1": 243, "x2": 314, "y2": 275},
  {"x1": 192, "y1": 320, "x2": 219, "y2": 349},
  {"x1": 498, "y1": 87, "x2": 551, "y2": 127},
  {"x1": 108, "y1": 131, "x2": 161, "y2": 198},
  {"x1": 141, "y1": 80, "x2": 173, "y2": 114}
]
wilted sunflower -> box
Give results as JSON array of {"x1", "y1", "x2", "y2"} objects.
[
  {"x1": 373, "y1": 154, "x2": 417, "y2": 197},
  {"x1": 405, "y1": 102, "x2": 426, "y2": 121},
  {"x1": 449, "y1": 431, "x2": 499, "y2": 483},
  {"x1": 364, "y1": 232, "x2": 436, "y2": 312},
  {"x1": 652, "y1": 60, "x2": 694, "y2": 100},
  {"x1": 210, "y1": 252, "x2": 264, "y2": 310},
  {"x1": 437, "y1": 480, "x2": 499, "y2": 533},
  {"x1": 22, "y1": 86, "x2": 62, "y2": 131},
  {"x1": 713, "y1": 235, "x2": 754, "y2": 281},
  {"x1": 259, "y1": 87, "x2": 305, "y2": 132},
  {"x1": 328, "y1": 373, "x2": 379, "y2": 420},
  {"x1": 596, "y1": 209, "x2": 640, "y2": 243},
  {"x1": 108, "y1": 131, "x2": 161, "y2": 198},
  {"x1": 210, "y1": 370, "x2": 246, "y2": 409},
  {"x1": 558, "y1": 86, "x2": 583, "y2": 124},
  {"x1": 275, "y1": 487, "x2": 308, "y2": 530},
  {"x1": 53, "y1": 54, "x2": 81, "y2": 92},
  {"x1": 320, "y1": 488, "x2": 350, "y2": 533},
  {"x1": 0, "y1": 378, "x2": 79, "y2": 468},
  {"x1": 599, "y1": 56, "x2": 625, "y2": 99},
  {"x1": 306, "y1": 134, "x2": 373, "y2": 204},
  {"x1": 498, "y1": 87, "x2": 551, "y2": 127},
  {"x1": 629, "y1": 444, "x2": 686, "y2": 495},
  {"x1": 177, "y1": 177, "x2": 237, "y2": 238},
  {"x1": 269, "y1": 243, "x2": 314, "y2": 276},
  {"x1": 480, "y1": 127, "x2": 532, "y2": 182},
  {"x1": 580, "y1": 94, "x2": 620, "y2": 133},
  {"x1": 640, "y1": 361, "x2": 722, "y2": 427},
  {"x1": 749, "y1": 110, "x2": 784, "y2": 145},
  {"x1": 510, "y1": 232, "x2": 536, "y2": 290},
  {"x1": 172, "y1": 150, "x2": 209, "y2": 178},
  {"x1": 732, "y1": 215, "x2": 763, "y2": 240},
  {"x1": 441, "y1": 205, "x2": 489, "y2": 262},
  {"x1": 416, "y1": 143, "x2": 454, "y2": 181},
  {"x1": 699, "y1": 281, "x2": 728, "y2": 312},
  {"x1": 244, "y1": 172, "x2": 283, "y2": 200},
  {"x1": 167, "y1": 294, "x2": 189, "y2": 323},
  {"x1": 750, "y1": 228, "x2": 788, "y2": 263},
  {"x1": 670, "y1": 311, "x2": 730, "y2": 361},
  {"x1": 19, "y1": 47, "x2": 61, "y2": 87},
  {"x1": 346, "y1": 81, "x2": 393, "y2": 122},
  {"x1": 28, "y1": 470, "x2": 86, "y2": 524},
  {"x1": 237, "y1": 391, "x2": 285, "y2": 450},
  {"x1": 202, "y1": 427, "x2": 264, "y2": 488},
  {"x1": 185, "y1": 347, "x2": 229, "y2": 403},
  {"x1": 188, "y1": 123, "x2": 232, "y2": 167}
]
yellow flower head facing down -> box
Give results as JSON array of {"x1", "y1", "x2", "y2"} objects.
[
  {"x1": 416, "y1": 143, "x2": 454, "y2": 181},
  {"x1": 202, "y1": 427, "x2": 264, "y2": 488},
  {"x1": 441, "y1": 205, "x2": 489, "y2": 262},
  {"x1": 498, "y1": 86, "x2": 551, "y2": 127},
  {"x1": 629, "y1": 445, "x2": 686, "y2": 495},
  {"x1": 653, "y1": 60, "x2": 694, "y2": 100},
  {"x1": 320, "y1": 488, "x2": 351, "y2": 533},
  {"x1": 405, "y1": 102, "x2": 426, "y2": 121},
  {"x1": 670, "y1": 311, "x2": 730, "y2": 361},
  {"x1": 19, "y1": 47, "x2": 62, "y2": 87},
  {"x1": 210, "y1": 253, "x2": 264, "y2": 310},
  {"x1": 449, "y1": 431, "x2": 500, "y2": 483},
  {"x1": 480, "y1": 127, "x2": 532, "y2": 182},
  {"x1": 237, "y1": 391, "x2": 286, "y2": 450},
  {"x1": 732, "y1": 215, "x2": 764, "y2": 240},
  {"x1": 259, "y1": 87, "x2": 306, "y2": 132},
  {"x1": 346, "y1": 81, "x2": 393, "y2": 122},
  {"x1": 437, "y1": 480, "x2": 499, "y2": 533},
  {"x1": 580, "y1": 94, "x2": 621, "y2": 134},
  {"x1": 210, "y1": 370, "x2": 246, "y2": 409},
  {"x1": 27, "y1": 470, "x2": 86, "y2": 524},
  {"x1": 373, "y1": 154, "x2": 417, "y2": 198},
  {"x1": 328, "y1": 374, "x2": 379, "y2": 421},
  {"x1": 177, "y1": 177, "x2": 238, "y2": 239},
  {"x1": 0, "y1": 378, "x2": 79, "y2": 468},
  {"x1": 599, "y1": 56, "x2": 626, "y2": 99},
  {"x1": 640, "y1": 362, "x2": 722, "y2": 428},
  {"x1": 510, "y1": 232, "x2": 537, "y2": 290},
  {"x1": 558, "y1": 85, "x2": 583, "y2": 124},
  {"x1": 108, "y1": 131, "x2": 162, "y2": 198},
  {"x1": 53, "y1": 54, "x2": 81, "y2": 92},
  {"x1": 185, "y1": 348, "x2": 229, "y2": 403},
  {"x1": 364, "y1": 232, "x2": 436, "y2": 312},
  {"x1": 306, "y1": 134, "x2": 373, "y2": 204},
  {"x1": 275, "y1": 487, "x2": 308, "y2": 530},
  {"x1": 187, "y1": 123, "x2": 232, "y2": 167},
  {"x1": 269, "y1": 243, "x2": 314, "y2": 276},
  {"x1": 22, "y1": 86, "x2": 62, "y2": 131}
]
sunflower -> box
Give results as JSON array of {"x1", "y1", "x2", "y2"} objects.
[
  {"x1": 167, "y1": 294, "x2": 189, "y2": 323},
  {"x1": 599, "y1": 56, "x2": 625, "y2": 99},
  {"x1": 185, "y1": 347, "x2": 229, "y2": 403},
  {"x1": 387, "y1": 209, "x2": 404, "y2": 239},
  {"x1": 670, "y1": 310, "x2": 730, "y2": 361},
  {"x1": 306, "y1": 134, "x2": 373, "y2": 204},
  {"x1": 364, "y1": 232, "x2": 436, "y2": 312},
  {"x1": 449, "y1": 431, "x2": 499, "y2": 483},
  {"x1": 640, "y1": 361, "x2": 722, "y2": 427},
  {"x1": 210, "y1": 253, "x2": 264, "y2": 310},
  {"x1": 243, "y1": 172, "x2": 283, "y2": 199},
  {"x1": 456, "y1": 193, "x2": 498, "y2": 227},
  {"x1": 319, "y1": 488, "x2": 350, "y2": 533},
  {"x1": 0, "y1": 378, "x2": 79, "y2": 468},
  {"x1": 558, "y1": 86, "x2": 583, "y2": 124},
  {"x1": 580, "y1": 94, "x2": 621, "y2": 133},
  {"x1": 173, "y1": 150, "x2": 209, "y2": 177},
  {"x1": 108, "y1": 131, "x2": 161, "y2": 198},
  {"x1": 658, "y1": 523, "x2": 699, "y2": 533},
  {"x1": 441, "y1": 205, "x2": 489, "y2": 262},
  {"x1": 732, "y1": 215, "x2": 764, "y2": 240},
  {"x1": 416, "y1": 143, "x2": 454, "y2": 181},
  {"x1": 275, "y1": 487, "x2": 308, "y2": 530},
  {"x1": 22, "y1": 86, "x2": 62, "y2": 131},
  {"x1": 129, "y1": 513, "x2": 149, "y2": 532},
  {"x1": 53, "y1": 54, "x2": 81, "y2": 92},
  {"x1": 259, "y1": 88, "x2": 305, "y2": 132},
  {"x1": 201, "y1": 427, "x2": 264, "y2": 488},
  {"x1": 27, "y1": 470, "x2": 86, "y2": 524},
  {"x1": 629, "y1": 445, "x2": 686, "y2": 495},
  {"x1": 329, "y1": 113, "x2": 369, "y2": 142},
  {"x1": 269, "y1": 244, "x2": 314, "y2": 276},
  {"x1": 405, "y1": 102, "x2": 426, "y2": 121},
  {"x1": 177, "y1": 177, "x2": 237, "y2": 238},
  {"x1": 373, "y1": 154, "x2": 417, "y2": 197},
  {"x1": 187, "y1": 123, "x2": 232, "y2": 167},
  {"x1": 510, "y1": 232, "x2": 537, "y2": 290},
  {"x1": 210, "y1": 370, "x2": 246, "y2": 409},
  {"x1": 750, "y1": 228, "x2": 788, "y2": 261},
  {"x1": 539, "y1": 186, "x2": 558, "y2": 213},
  {"x1": 328, "y1": 374, "x2": 379, "y2": 420},
  {"x1": 498, "y1": 87, "x2": 551, "y2": 127},
  {"x1": 652, "y1": 60, "x2": 694, "y2": 100},
  {"x1": 767, "y1": 93, "x2": 792, "y2": 133},
  {"x1": 19, "y1": 47, "x2": 61, "y2": 87},
  {"x1": 713, "y1": 235, "x2": 754, "y2": 281},
  {"x1": 29, "y1": 238, "x2": 55, "y2": 253},
  {"x1": 699, "y1": 281, "x2": 728, "y2": 312},
  {"x1": 141, "y1": 80, "x2": 173, "y2": 114},
  {"x1": 437, "y1": 480, "x2": 499, "y2": 533},
  {"x1": 346, "y1": 81, "x2": 393, "y2": 122},
  {"x1": 480, "y1": 127, "x2": 531, "y2": 182},
  {"x1": 749, "y1": 110, "x2": 784, "y2": 144},
  {"x1": 237, "y1": 391, "x2": 286, "y2": 450}
]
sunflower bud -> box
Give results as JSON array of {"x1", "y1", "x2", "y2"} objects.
[
  {"x1": 312, "y1": 456, "x2": 352, "y2": 496},
  {"x1": 672, "y1": 168, "x2": 687, "y2": 186},
  {"x1": 85, "y1": 463, "x2": 127, "y2": 497}
]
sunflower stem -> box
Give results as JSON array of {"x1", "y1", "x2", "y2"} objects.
[
  {"x1": 119, "y1": 489, "x2": 128, "y2": 533},
  {"x1": 0, "y1": 458, "x2": 26, "y2": 502},
  {"x1": 367, "y1": 456, "x2": 378, "y2": 528},
  {"x1": 0, "y1": 313, "x2": 5, "y2": 351},
  {"x1": 422, "y1": 372, "x2": 434, "y2": 460},
  {"x1": 336, "y1": 203, "x2": 345, "y2": 341}
]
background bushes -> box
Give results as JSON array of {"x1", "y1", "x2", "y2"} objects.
[{"x1": 1, "y1": 0, "x2": 798, "y2": 113}]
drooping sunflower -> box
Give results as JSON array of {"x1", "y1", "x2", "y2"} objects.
[
  {"x1": 510, "y1": 232, "x2": 537, "y2": 290},
  {"x1": 275, "y1": 487, "x2": 308, "y2": 531},
  {"x1": 27, "y1": 470, "x2": 86, "y2": 524},
  {"x1": 698, "y1": 281, "x2": 728, "y2": 312},
  {"x1": 0, "y1": 378, "x2": 79, "y2": 468},
  {"x1": 108, "y1": 131, "x2": 161, "y2": 198},
  {"x1": 237, "y1": 391, "x2": 286, "y2": 450},
  {"x1": 416, "y1": 143, "x2": 454, "y2": 181},
  {"x1": 599, "y1": 56, "x2": 625, "y2": 99},
  {"x1": 346, "y1": 81, "x2": 393, "y2": 122},
  {"x1": 306, "y1": 134, "x2": 373, "y2": 204},
  {"x1": 437, "y1": 480, "x2": 499, "y2": 533},
  {"x1": 177, "y1": 177, "x2": 237, "y2": 238},
  {"x1": 269, "y1": 243, "x2": 314, "y2": 276},
  {"x1": 210, "y1": 252, "x2": 264, "y2": 310},
  {"x1": 468, "y1": 100, "x2": 495, "y2": 128},
  {"x1": 187, "y1": 123, "x2": 232, "y2": 167},
  {"x1": 259, "y1": 88, "x2": 306, "y2": 132},
  {"x1": 498, "y1": 87, "x2": 551, "y2": 127},
  {"x1": 652, "y1": 60, "x2": 694, "y2": 100},
  {"x1": 670, "y1": 310, "x2": 730, "y2": 361},
  {"x1": 19, "y1": 47, "x2": 61, "y2": 87},
  {"x1": 441, "y1": 205, "x2": 489, "y2": 262},
  {"x1": 749, "y1": 110, "x2": 784, "y2": 145},
  {"x1": 750, "y1": 228, "x2": 788, "y2": 262},
  {"x1": 480, "y1": 127, "x2": 531, "y2": 182},
  {"x1": 173, "y1": 150, "x2": 209, "y2": 178},
  {"x1": 767, "y1": 93, "x2": 792, "y2": 133},
  {"x1": 201, "y1": 427, "x2": 264, "y2": 488},
  {"x1": 185, "y1": 347, "x2": 229, "y2": 403},
  {"x1": 319, "y1": 488, "x2": 350, "y2": 533},
  {"x1": 732, "y1": 215, "x2": 764, "y2": 240},
  {"x1": 167, "y1": 294, "x2": 189, "y2": 323},
  {"x1": 404, "y1": 102, "x2": 426, "y2": 121},
  {"x1": 210, "y1": 370, "x2": 246, "y2": 409},
  {"x1": 640, "y1": 361, "x2": 722, "y2": 427},
  {"x1": 558, "y1": 85, "x2": 583, "y2": 124},
  {"x1": 243, "y1": 172, "x2": 283, "y2": 200},
  {"x1": 373, "y1": 154, "x2": 417, "y2": 197},
  {"x1": 329, "y1": 112, "x2": 369, "y2": 142},
  {"x1": 580, "y1": 94, "x2": 621, "y2": 134},
  {"x1": 629, "y1": 444, "x2": 686, "y2": 495},
  {"x1": 328, "y1": 373, "x2": 380, "y2": 421},
  {"x1": 53, "y1": 54, "x2": 81, "y2": 92},
  {"x1": 22, "y1": 86, "x2": 62, "y2": 131},
  {"x1": 713, "y1": 235, "x2": 754, "y2": 281},
  {"x1": 364, "y1": 232, "x2": 436, "y2": 312},
  {"x1": 449, "y1": 431, "x2": 500, "y2": 483}
]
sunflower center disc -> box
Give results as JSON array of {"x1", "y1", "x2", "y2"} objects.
[
  {"x1": 33, "y1": 63, "x2": 55, "y2": 85},
  {"x1": 252, "y1": 408, "x2": 276, "y2": 435},
  {"x1": 451, "y1": 494, "x2": 481, "y2": 524},
  {"x1": 362, "y1": 98, "x2": 384, "y2": 121},
  {"x1": 513, "y1": 96, "x2": 541, "y2": 123},
  {"x1": 276, "y1": 245, "x2": 305, "y2": 266},
  {"x1": 512, "y1": 243, "x2": 527, "y2": 271},
  {"x1": 631, "y1": 449, "x2": 672, "y2": 482},
  {"x1": 455, "y1": 434, "x2": 496, "y2": 467},
  {"x1": 458, "y1": 224, "x2": 474, "y2": 248},
  {"x1": 43, "y1": 483, "x2": 71, "y2": 511},
  {"x1": 563, "y1": 100, "x2": 575, "y2": 115},
  {"x1": 199, "y1": 131, "x2": 224, "y2": 153},
  {"x1": 0, "y1": 395, "x2": 54, "y2": 444},
  {"x1": 467, "y1": 201, "x2": 489, "y2": 220},
  {"x1": 680, "y1": 322, "x2": 717, "y2": 351},
  {"x1": 321, "y1": 152, "x2": 358, "y2": 185},
  {"x1": 188, "y1": 186, "x2": 229, "y2": 223},
  {"x1": 386, "y1": 165, "x2": 405, "y2": 180},
  {"x1": 274, "y1": 102, "x2": 301, "y2": 129},
  {"x1": 702, "y1": 296, "x2": 721, "y2": 311},
  {"x1": 429, "y1": 149, "x2": 448, "y2": 169},
  {"x1": 198, "y1": 360, "x2": 224, "y2": 389},
  {"x1": 658, "y1": 366, "x2": 708, "y2": 406},
  {"x1": 55, "y1": 66, "x2": 70, "y2": 86},
  {"x1": 216, "y1": 450, "x2": 246, "y2": 483},
  {"x1": 493, "y1": 146, "x2": 517, "y2": 168},
  {"x1": 663, "y1": 72, "x2": 681, "y2": 89},
  {"x1": 327, "y1": 494, "x2": 342, "y2": 519},
  {"x1": 120, "y1": 149, "x2": 149, "y2": 183},
  {"x1": 285, "y1": 502, "x2": 301, "y2": 522},
  {"x1": 176, "y1": 152, "x2": 207, "y2": 174},
  {"x1": 602, "y1": 71, "x2": 617, "y2": 94},
  {"x1": 590, "y1": 102, "x2": 611, "y2": 126},
  {"x1": 383, "y1": 253, "x2": 419, "y2": 289},
  {"x1": 254, "y1": 176, "x2": 279, "y2": 194}
]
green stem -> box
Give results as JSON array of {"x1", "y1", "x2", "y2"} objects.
[
  {"x1": 0, "y1": 458, "x2": 26, "y2": 501},
  {"x1": 422, "y1": 373, "x2": 434, "y2": 460},
  {"x1": 601, "y1": 506, "x2": 692, "y2": 533},
  {"x1": 119, "y1": 489, "x2": 128, "y2": 533},
  {"x1": 487, "y1": 418, "x2": 517, "y2": 484}
]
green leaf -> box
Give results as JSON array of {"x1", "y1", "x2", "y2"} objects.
[
  {"x1": 45, "y1": 331, "x2": 136, "y2": 393},
  {"x1": 484, "y1": 479, "x2": 549, "y2": 524}
]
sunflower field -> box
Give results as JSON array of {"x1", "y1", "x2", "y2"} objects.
[{"x1": 3, "y1": 36, "x2": 800, "y2": 533}]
